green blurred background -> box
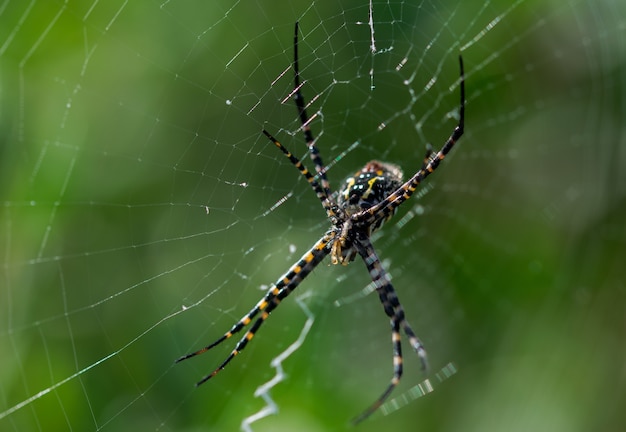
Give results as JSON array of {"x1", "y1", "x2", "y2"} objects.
[{"x1": 1, "y1": 0, "x2": 624, "y2": 431}]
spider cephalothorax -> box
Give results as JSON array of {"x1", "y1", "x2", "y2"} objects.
[{"x1": 177, "y1": 22, "x2": 465, "y2": 424}]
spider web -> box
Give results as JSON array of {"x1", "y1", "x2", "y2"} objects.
[{"x1": 1, "y1": 0, "x2": 625, "y2": 431}]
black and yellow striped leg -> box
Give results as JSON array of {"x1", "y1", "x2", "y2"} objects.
[
  {"x1": 352, "y1": 238, "x2": 427, "y2": 424},
  {"x1": 178, "y1": 233, "x2": 332, "y2": 386},
  {"x1": 293, "y1": 22, "x2": 332, "y2": 199},
  {"x1": 356, "y1": 55, "x2": 465, "y2": 227},
  {"x1": 174, "y1": 287, "x2": 279, "y2": 364},
  {"x1": 262, "y1": 129, "x2": 336, "y2": 219}
]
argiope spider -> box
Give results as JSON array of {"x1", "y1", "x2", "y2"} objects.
[{"x1": 177, "y1": 22, "x2": 465, "y2": 424}]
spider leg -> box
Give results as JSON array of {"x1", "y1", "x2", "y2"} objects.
[
  {"x1": 262, "y1": 129, "x2": 337, "y2": 220},
  {"x1": 174, "y1": 290, "x2": 275, "y2": 363},
  {"x1": 352, "y1": 237, "x2": 427, "y2": 424},
  {"x1": 293, "y1": 22, "x2": 332, "y2": 198},
  {"x1": 177, "y1": 233, "x2": 332, "y2": 385},
  {"x1": 356, "y1": 55, "x2": 465, "y2": 226}
]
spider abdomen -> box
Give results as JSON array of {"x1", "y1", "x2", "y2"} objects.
[{"x1": 338, "y1": 160, "x2": 404, "y2": 218}]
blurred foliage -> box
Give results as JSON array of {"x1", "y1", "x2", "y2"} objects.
[{"x1": 1, "y1": 0, "x2": 624, "y2": 431}]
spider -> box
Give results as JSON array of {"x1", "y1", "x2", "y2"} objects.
[{"x1": 177, "y1": 22, "x2": 465, "y2": 424}]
